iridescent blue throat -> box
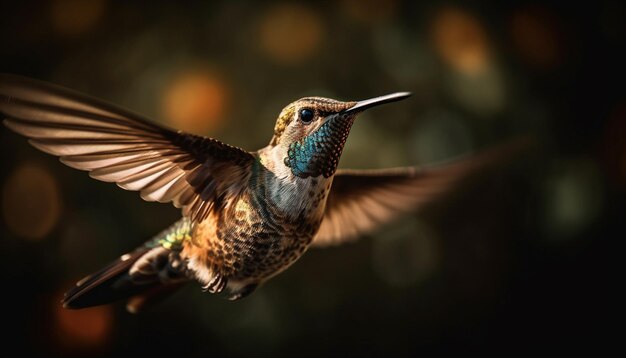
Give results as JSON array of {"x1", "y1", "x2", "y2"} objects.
[{"x1": 284, "y1": 114, "x2": 355, "y2": 178}]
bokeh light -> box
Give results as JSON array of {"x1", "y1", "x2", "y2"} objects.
[
  {"x1": 601, "y1": 102, "x2": 626, "y2": 188},
  {"x1": 50, "y1": 0, "x2": 107, "y2": 37},
  {"x1": 2, "y1": 164, "x2": 61, "y2": 240},
  {"x1": 430, "y1": 6, "x2": 490, "y2": 74},
  {"x1": 258, "y1": 4, "x2": 323, "y2": 65},
  {"x1": 161, "y1": 69, "x2": 229, "y2": 135},
  {"x1": 542, "y1": 159, "x2": 604, "y2": 239},
  {"x1": 372, "y1": 25, "x2": 436, "y2": 87},
  {"x1": 510, "y1": 6, "x2": 564, "y2": 69},
  {"x1": 410, "y1": 109, "x2": 474, "y2": 164},
  {"x1": 443, "y1": 65, "x2": 507, "y2": 117},
  {"x1": 341, "y1": 0, "x2": 399, "y2": 25},
  {"x1": 53, "y1": 290, "x2": 114, "y2": 349}
]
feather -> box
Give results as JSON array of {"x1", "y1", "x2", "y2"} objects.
[
  {"x1": 0, "y1": 74, "x2": 254, "y2": 222},
  {"x1": 62, "y1": 248, "x2": 151, "y2": 309},
  {"x1": 63, "y1": 219, "x2": 193, "y2": 311},
  {"x1": 312, "y1": 139, "x2": 531, "y2": 246}
]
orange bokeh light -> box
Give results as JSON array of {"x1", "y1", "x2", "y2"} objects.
[
  {"x1": 53, "y1": 293, "x2": 114, "y2": 348},
  {"x1": 162, "y1": 70, "x2": 229, "y2": 135},
  {"x1": 258, "y1": 4, "x2": 324, "y2": 65},
  {"x1": 2, "y1": 164, "x2": 61, "y2": 241},
  {"x1": 510, "y1": 6, "x2": 563, "y2": 69},
  {"x1": 511, "y1": 7, "x2": 563, "y2": 68},
  {"x1": 50, "y1": 0, "x2": 107, "y2": 37},
  {"x1": 601, "y1": 102, "x2": 626, "y2": 188},
  {"x1": 431, "y1": 7, "x2": 490, "y2": 74}
]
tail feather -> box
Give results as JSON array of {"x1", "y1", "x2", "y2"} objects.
[
  {"x1": 62, "y1": 219, "x2": 193, "y2": 311},
  {"x1": 62, "y1": 247, "x2": 152, "y2": 309},
  {"x1": 62, "y1": 246, "x2": 189, "y2": 312}
]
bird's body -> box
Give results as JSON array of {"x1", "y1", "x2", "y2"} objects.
[
  {"x1": 0, "y1": 74, "x2": 524, "y2": 312},
  {"x1": 182, "y1": 151, "x2": 331, "y2": 298}
]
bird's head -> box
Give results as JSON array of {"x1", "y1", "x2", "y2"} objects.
[{"x1": 267, "y1": 92, "x2": 411, "y2": 179}]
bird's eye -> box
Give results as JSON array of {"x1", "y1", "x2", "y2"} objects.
[{"x1": 299, "y1": 108, "x2": 314, "y2": 123}]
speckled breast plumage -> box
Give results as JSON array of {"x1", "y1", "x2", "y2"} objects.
[{"x1": 181, "y1": 162, "x2": 327, "y2": 295}]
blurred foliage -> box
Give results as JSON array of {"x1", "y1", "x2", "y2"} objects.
[{"x1": 0, "y1": 0, "x2": 623, "y2": 355}]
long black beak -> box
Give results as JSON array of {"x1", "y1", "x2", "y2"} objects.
[{"x1": 342, "y1": 92, "x2": 412, "y2": 115}]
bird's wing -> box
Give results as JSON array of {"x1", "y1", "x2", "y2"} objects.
[
  {"x1": 312, "y1": 140, "x2": 529, "y2": 247},
  {"x1": 0, "y1": 74, "x2": 254, "y2": 222}
]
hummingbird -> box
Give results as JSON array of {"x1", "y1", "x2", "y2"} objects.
[{"x1": 0, "y1": 74, "x2": 522, "y2": 313}]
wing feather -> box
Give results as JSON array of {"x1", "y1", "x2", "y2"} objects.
[
  {"x1": 0, "y1": 74, "x2": 254, "y2": 222},
  {"x1": 313, "y1": 140, "x2": 529, "y2": 246}
]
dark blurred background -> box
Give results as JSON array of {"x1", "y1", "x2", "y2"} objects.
[{"x1": 1, "y1": 0, "x2": 623, "y2": 356}]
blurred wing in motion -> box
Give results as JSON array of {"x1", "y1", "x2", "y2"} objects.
[
  {"x1": 313, "y1": 139, "x2": 530, "y2": 246},
  {"x1": 0, "y1": 74, "x2": 254, "y2": 222}
]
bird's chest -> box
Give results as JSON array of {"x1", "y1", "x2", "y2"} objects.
[{"x1": 192, "y1": 181, "x2": 329, "y2": 280}]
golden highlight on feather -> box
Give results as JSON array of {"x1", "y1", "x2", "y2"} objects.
[{"x1": 270, "y1": 104, "x2": 296, "y2": 146}]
